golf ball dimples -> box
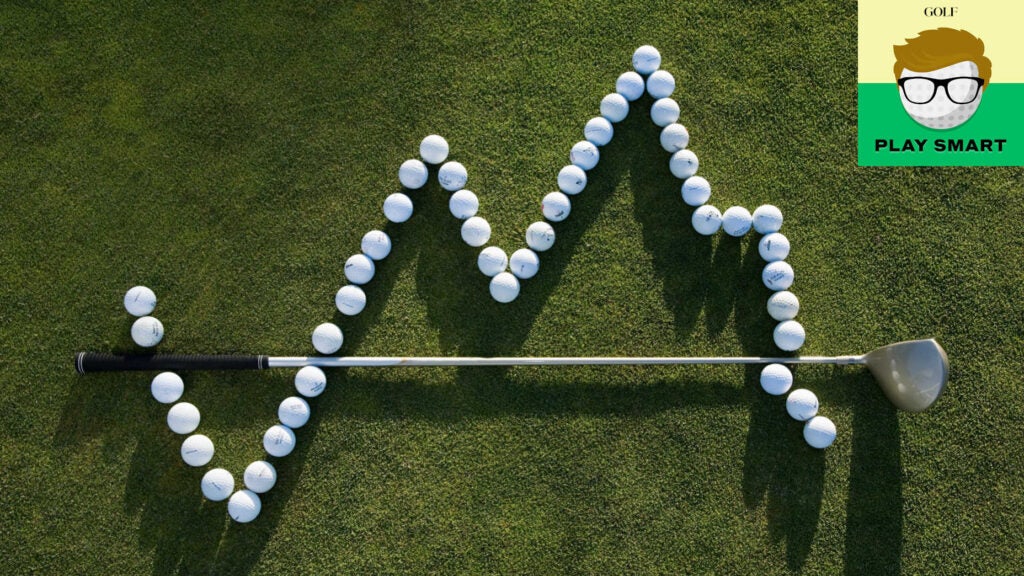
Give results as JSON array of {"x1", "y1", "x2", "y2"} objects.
[
  {"x1": 489, "y1": 272, "x2": 520, "y2": 303},
  {"x1": 752, "y1": 204, "x2": 784, "y2": 234},
  {"x1": 278, "y1": 396, "x2": 311, "y2": 429},
  {"x1": 398, "y1": 159, "x2": 428, "y2": 189},
  {"x1": 660, "y1": 123, "x2": 690, "y2": 153},
  {"x1": 803, "y1": 416, "x2": 837, "y2": 449},
  {"x1": 181, "y1": 434, "x2": 215, "y2": 467},
  {"x1": 263, "y1": 424, "x2": 297, "y2": 458},
  {"x1": 201, "y1": 468, "x2": 235, "y2": 502},
  {"x1": 766, "y1": 290, "x2": 800, "y2": 321},
  {"x1": 758, "y1": 233, "x2": 790, "y2": 262},
  {"x1": 419, "y1": 134, "x2": 449, "y2": 164},
  {"x1": 167, "y1": 402, "x2": 201, "y2": 434},
  {"x1": 228, "y1": 490, "x2": 262, "y2": 523},
  {"x1": 344, "y1": 254, "x2": 375, "y2": 285},
  {"x1": 760, "y1": 364, "x2": 793, "y2": 396},
  {"x1": 721, "y1": 206, "x2": 753, "y2": 237},
  {"x1": 335, "y1": 285, "x2": 366, "y2": 316},
  {"x1": 438, "y1": 161, "x2": 468, "y2": 192},
  {"x1": 646, "y1": 70, "x2": 675, "y2": 98},
  {"x1": 600, "y1": 93, "x2": 629, "y2": 123},
  {"x1": 615, "y1": 71, "x2": 645, "y2": 101},
  {"x1": 361, "y1": 230, "x2": 392, "y2": 261},
  {"x1": 151, "y1": 371, "x2": 184, "y2": 404},
  {"x1": 669, "y1": 149, "x2": 699, "y2": 179},
  {"x1": 681, "y1": 176, "x2": 711, "y2": 207},
  {"x1": 477, "y1": 246, "x2": 508, "y2": 277},
  {"x1": 762, "y1": 261, "x2": 794, "y2": 291},
  {"x1": 650, "y1": 98, "x2": 680, "y2": 127},
  {"x1": 569, "y1": 141, "x2": 599, "y2": 171},
  {"x1": 295, "y1": 366, "x2": 327, "y2": 397},
  {"x1": 509, "y1": 248, "x2": 540, "y2": 280},
  {"x1": 383, "y1": 193, "x2": 414, "y2": 223},
  {"x1": 131, "y1": 316, "x2": 164, "y2": 348},
  {"x1": 558, "y1": 165, "x2": 587, "y2": 195},
  {"x1": 774, "y1": 320, "x2": 806, "y2": 352},
  {"x1": 311, "y1": 322, "x2": 343, "y2": 354},
  {"x1": 244, "y1": 461, "x2": 278, "y2": 493},
  {"x1": 525, "y1": 221, "x2": 556, "y2": 252},
  {"x1": 461, "y1": 217, "x2": 491, "y2": 247},
  {"x1": 691, "y1": 205, "x2": 722, "y2": 236},
  {"x1": 632, "y1": 45, "x2": 661, "y2": 75},
  {"x1": 786, "y1": 389, "x2": 819, "y2": 421},
  {"x1": 124, "y1": 286, "x2": 156, "y2": 316},
  {"x1": 448, "y1": 189, "x2": 479, "y2": 219},
  {"x1": 584, "y1": 116, "x2": 614, "y2": 146},
  {"x1": 542, "y1": 192, "x2": 571, "y2": 222}
]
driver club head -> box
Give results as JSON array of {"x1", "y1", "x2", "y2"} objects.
[{"x1": 864, "y1": 339, "x2": 949, "y2": 412}]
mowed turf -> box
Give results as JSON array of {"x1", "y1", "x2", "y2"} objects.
[{"x1": 1, "y1": 1, "x2": 1023, "y2": 574}]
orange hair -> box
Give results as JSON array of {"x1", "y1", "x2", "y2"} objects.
[{"x1": 893, "y1": 28, "x2": 991, "y2": 85}]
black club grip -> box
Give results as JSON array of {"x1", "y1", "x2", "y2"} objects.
[{"x1": 76, "y1": 352, "x2": 268, "y2": 373}]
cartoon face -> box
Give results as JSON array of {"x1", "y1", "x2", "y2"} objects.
[{"x1": 898, "y1": 61, "x2": 984, "y2": 129}]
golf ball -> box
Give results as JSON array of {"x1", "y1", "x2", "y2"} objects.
[
  {"x1": 660, "y1": 123, "x2": 690, "y2": 153},
  {"x1": 419, "y1": 134, "x2": 449, "y2": 165},
  {"x1": 762, "y1": 261, "x2": 795, "y2": 291},
  {"x1": 228, "y1": 490, "x2": 262, "y2": 523},
  {"x1": 244, "y1": 461, "x2": 278, "y2": 494},
  {"x1": 616, "y1": 71, "x2": 646, "y2": 101},
  {"x1": 278, "y1": 396, "x2": 311, "y2": 429},
  {"x1": 131, "y1": 316, "x2": 164, "y2": 348},
  {"x1": 311, "y1": 322, "x2": 343, "y2": 354},
  {"x1": 752, "y1": 204, "x2": 784, "y2": 234},
  {"x1": 383, "y1": 193, "x2": 414, "y2": 223},
  {"x1": 438, "y1": 161, "x2": 468, "y2": 192},
  {"x1": 542, "y1": 192, "x2": 571, "y2": 222},
  {"x1": 295, "y1": 366, "x2": 327, "y2": 398},
  {"x1": 525, "y1": 221, "x2": 556, "y2": 252},
  {"x1": 600, "y1": 93, "x2": 630, "y2": 123},
  {"x1": 558, "y1": 164, "x2": 587, "y2": 195},
  {"x1": 489, "y1": 272, "x2": 520, "y2": 303},
  {"x1": 803, "y1": 416, "x2": 837, "y2": 449},
  {"x1": 181, "y1": 434, "x2": 215, "y2": 467},
  {"x1": 760, "y1": 364, "x2": 793, "y2": 396},
  {"x1": 263, "y1": 424, "x2": 296, "y2": 458},
  {"x1": 124, "y1": 286, "x2": 156, "y2": 317},
  {"x1": 569, "y1": 141, "x2": 599, "y2": 171},
  {"x1": 774, "y1": 320, "x2": 806, "y2": 352},
  {"x1": 361, "y1": 230, "x2": 392, "y2": 261},
  {"x1": 758, "y1": 233, "x2": 790, "y2": 262},
  {"x1": 632, "y1": 45, "x2": 661, "y2": 75},
  {"x1": 650, "y1": 98, "x2": 680, "y2": 127},
  {"x1": 344, "y1": 254, "x2": 375, "y2": 285},
  {"x1": 721, "y1": 206, "x2": 753, "y2": 237},
  {"x1": 201, "y1": 468, "x2": 234, "y2": 502},
  {"x1": 681, "y1": 176, "x2": 711, "y2": 207},
  {"x1": 448, "y1": 189, "x2": 479, "y2": 219},
  {"x1": 767, "y1": 291, "x2": 800, "y2": 321},
  {"x1": 398, "y1": 159, "x2": 428, "y2": 189},
  {"x1": 509, "y1": 248, "x2": 540, "y2": 280},
  {"x1": 477, "y1": 246, "x2": 508, "y2": 277},
  {"x1": 691, "y1": 205, "x2": 722, "y2": 236},
  {"x1": 461, "y1": 216, "x2": 492, "y2": 247},
  {"x1": 786, "y1": 388, "x2": 819, "y2": 421},
  {"x1": 335, "y1": 285, "x2": 367, "y2": 316},
  {"x1": 151, "y1": 371, "x2": 184, "y2": 404},
  {"x1": 646, "y1": 70, "x2": 675, "y2": 98},
  {"x1": 669, "y1": 149, "x2": 699, "y2": 179},
  {"x1": 584, "y1": 116, "x2": 614, "y2": 146},
  {"x1": 167, "y1": 402, "x2": 201, "y2": 434}
]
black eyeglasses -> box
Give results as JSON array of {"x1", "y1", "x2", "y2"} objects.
[{"x1": 897, "y1": 76, "x2": 985, "y2": 105}]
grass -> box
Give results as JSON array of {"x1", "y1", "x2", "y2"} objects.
[{"x1": 1, "y1": 0, "x2": 1022, "y2": 574}]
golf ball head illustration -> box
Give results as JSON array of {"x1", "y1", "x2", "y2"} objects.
[
  {"x1": 786, "y1": 389, "x2": 819, "y2": 421},
  {"x1": 899, "y1": 61, "x2": 983, "y2": 130}
]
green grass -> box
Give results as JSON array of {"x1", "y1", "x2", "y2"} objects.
[{"x1": 2, "y1": 1, "x2": 1022, "y2": 574}]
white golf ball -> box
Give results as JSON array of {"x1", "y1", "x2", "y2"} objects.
[
  {"x1": 295, "y1": 366, "x2": 327, "y2": 398},
  {"x1": 660, "y1": 123, "x2": 690, "y2": 153},
  {"x1": 766, "y1": 291, "x2": 800, "y2": 321},
  {"x1": 525, "y1": 221, "x2": 556, "y2": 252},
  {"x1": 477, "y1": 246, "x2": 508, "y2": 277},
  {"x1": 803, "y1": 416, "x2": 837, "y2": 449},
  {"x1": 167, "y1": 402, "x2": 200, "y2": 435},
  {"x1": 448, "y1": 189, "x2": 479, "y2": 219},
  {"x1": 383, "y1": 193, "x2": 414, "y2": 223},
  {"x1": 361, "y1": 230, "x2": 392, "y2": 261},
  {"x1": 243, "y1": 461, "x2": 278, "y2": 493},
  {"x1": 691, "y1": 205, "x2": 722, "y2": 236},
  {"x1": 558, "y1": 164, "x2": 587, "y2": 195},
  {"x1": 151, "y1": 372, "x2": 184, "y2": 404},
  {"x1": 131, "y1": 316, "x2": 164, "y2": 348},
  {"x1": 181, "y1": 434, "x2": 214, "y2": 467},
  {"x1": 758, "y1": 233, "x2": 790, "y2": 262},
  {"x1": 616, "y1": 71, "x2": 646, "y2": 101},
  {"x1": 650, "y1": 98, "x2": 680, "y2": 127},
  {"x1": 774, "y1": 320, "x2": 806, "y2": 351},
  {"x1": 632, "y1": 45, "x2": 661, "y2": 75},
  {"x1": 335, "y1": 285, "x2": 366, "y2": 316},
  {"x1": 263, "y1": 424, "x2": 296, "y2": 458},
  {"x1": 584, "y1": 116, "x2": 614, "y2": 146},
  {"x1": 681, "y1": 176, "x2": 711, "y2": 206},
  {"x1": 461, "y1": 216, "x2": 491, "y2": 247},
  {"x1": 669, "y1": 149, "x2": 699, "y2": 179},
  {"x1": 760, "y1": 364, "x2": 793, "y2": 396},
  {"x1": 762, "y1": 261, "x2": 795, "y2": 291},
  {"x1": 398, "y1": 159, "x2": 428, "y2": 189},
  {"x1": 752, "y1": 204, "x2": 784, "y2": 234},
  {"x1": 124, "y1": 286, "x2": 156, "y2": 317},
  {"x1": 228, "y1": 490, "x2": 261, "y2": 523},
  {"x1": 509, "y1": 248, "x2": 540, "y2": 280},
  {"x1": 600, "y1": 93, "x2": 629, "y2": 123},
  {"x1": 438, "y1": 161, "x2": 468, "y2": 192},
  {"x1": 569, "y1": 141, "x2": 599, "y2": 171},
  {"x1": 201, "y1": 468, "x2": 234, "y2": 502},
  {"x1": 311, "y1": 322, "x2": 343, "y2": 354},
  {"x1": 542, "y1": 192, "x2": 571, "y2": 222},
  {"x1": 489, "y1": 272, "x2": 521, "y2": 303},
  {"x1": 419, "y1": 134, "x2": 449, "y2": 165},
  {"x1": 278, "y1": 396, "x2": 311, "y2": 429},
  {"x1": 786, "y1": 389, "x2": 819, "y2": 421},
  {"x1": 646, "y1": 70, "x2": 675, "y2": 98},
  {"x1": 344, "y1": 254, "x2": 375, "y2": 285},
  {"x1": 721, "y1": 206, "x2": 753, "y2": 237}
]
